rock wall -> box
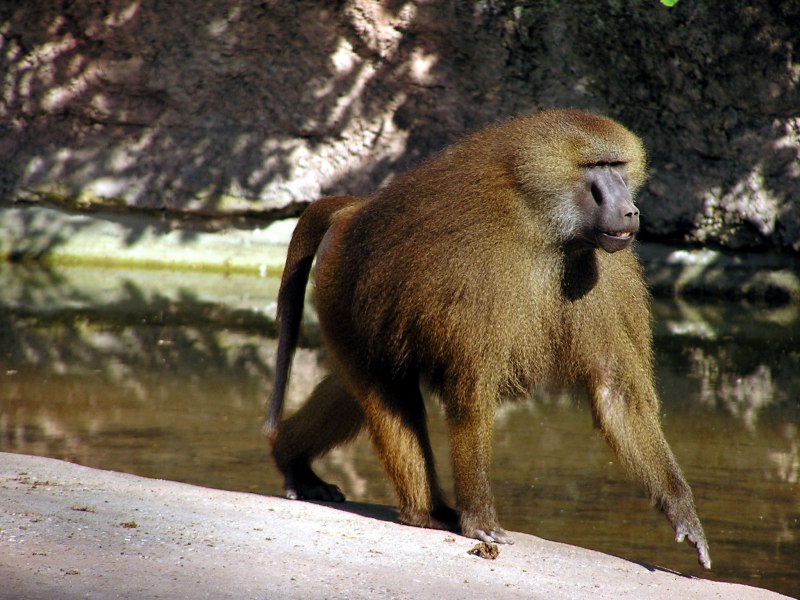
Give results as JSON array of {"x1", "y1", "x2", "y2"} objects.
[{"x1": 1, "y1": 1, "x2": 798, "y2": 250}]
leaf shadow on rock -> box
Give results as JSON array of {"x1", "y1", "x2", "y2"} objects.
[{"x1": 2, "y1": 2, "x2": 799, "y2": 252}]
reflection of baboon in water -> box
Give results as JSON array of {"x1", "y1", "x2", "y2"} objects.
[{"x1": 267, "y1": 109, "x2": 710, "y2": 569}]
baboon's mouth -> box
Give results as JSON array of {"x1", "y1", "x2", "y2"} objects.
[
  {"x1": 602, "y1": 231, "x2": 633, "y2": 239},
  {"x1": 596, "y1": 230, "x2": 636, "y2": 254}
]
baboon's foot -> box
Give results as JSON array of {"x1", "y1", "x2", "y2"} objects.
[
  {"x1": 283, "y1": 460, "x2": 345, "y2": 502},
  {"x1": 399, "y1": 504, "x2": 460, "y2": 532},
  {"x1": 461, "y1": 510, "x2": 513, "y2": 545}
]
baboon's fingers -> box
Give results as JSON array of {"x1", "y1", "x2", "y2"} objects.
[
  {"x1": 471, "y1": 527, "x2": 513, "y2": 545},
  {"x1": 676, "y1": 527, "x2": 711, "y2": 570}
]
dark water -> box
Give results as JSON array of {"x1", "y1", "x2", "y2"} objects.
[{"x1": 0, "y1": 264, "x2": 797, "y2": 597}]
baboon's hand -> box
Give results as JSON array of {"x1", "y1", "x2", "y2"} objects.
[
  {"x1": 675, "y1": 520, "x2": 711, "y2": 570},
  {"x1": 664, "y1": 492, "x2": 710, "y2": 569}
]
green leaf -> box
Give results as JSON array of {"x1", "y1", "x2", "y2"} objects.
[{"x1": 660, "y1": 0, "x2": 679, "y2": 6}]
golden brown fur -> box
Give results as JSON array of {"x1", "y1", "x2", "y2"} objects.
[{"x1": 268, "y1": 109, "x2": 710, "y2": 568}]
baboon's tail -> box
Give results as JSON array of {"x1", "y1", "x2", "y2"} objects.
[{"x1": 266, "y1": 195, "x2": 361, "y2": 439}]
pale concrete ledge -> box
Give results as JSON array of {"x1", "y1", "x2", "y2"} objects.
[
  {"x1": 0, "y1": 206, "x2": 295, "y2": 276},
  {"x1": 0, "y1": 453, "x2": 789, "y2": 600}
]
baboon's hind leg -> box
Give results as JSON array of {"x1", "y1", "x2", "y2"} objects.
[
  {"x1": 271, "y1": 374, "x2": 365, "y2": 501},
  {"x1": 361, "y1": 379, "x2": 458, "y2": 530}
]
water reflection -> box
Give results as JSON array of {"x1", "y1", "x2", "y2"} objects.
[{"x1": 0, "y1": 263, "x2": 797, "y2": 597}]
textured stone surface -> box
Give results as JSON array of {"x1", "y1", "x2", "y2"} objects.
[{"x1": 1, "y1": 2, "x2": 799, "y2": 250}]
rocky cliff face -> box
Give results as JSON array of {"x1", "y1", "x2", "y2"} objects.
[{"x1": 1, "y1": 1, "x2": 798, "y2": 251}]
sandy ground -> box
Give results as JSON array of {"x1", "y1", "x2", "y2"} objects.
[{"x1": 0, "y1": 453, "x2": 791, "y2": 600}]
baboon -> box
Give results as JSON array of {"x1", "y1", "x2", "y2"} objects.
[{"x1": 267, "y1": 109, "x2": 710, "y2": 569}]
